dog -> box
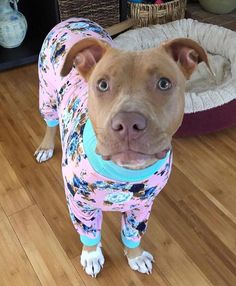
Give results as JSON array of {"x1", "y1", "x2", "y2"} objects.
[{"x1": 35, "y1": 18, "x2": 210, "y2": 277}]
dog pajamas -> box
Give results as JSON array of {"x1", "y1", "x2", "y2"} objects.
[{"x1": 39, "y1": 18, "x2": 173, "y2": 249}]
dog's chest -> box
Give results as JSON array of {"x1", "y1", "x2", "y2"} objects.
[{"x1": 64, "y1": 154, "x2": 172, "y2": 211}]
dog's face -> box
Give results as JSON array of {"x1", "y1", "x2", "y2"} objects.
[{"x1": 61, "y1": 38, "x2": 210, "y2": 169}]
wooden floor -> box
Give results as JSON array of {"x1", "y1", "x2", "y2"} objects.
[
  {"x1": 1, "y1": 7, "x2": 236, "y2": 286},
  {"x1": 1, "y1": 64, "x2": 236, "y2": 286}
]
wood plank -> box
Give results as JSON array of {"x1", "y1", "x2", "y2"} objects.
[
  {"x1": 149, "y1": 219, "x2": 213, "y2": 286},
  {"x1": 156, "y1": 191, "x2": 236, "y2": 286},
  {"x1": 20, "y1": 165, "x2": 82, "y2": 259},
  {"x1": 185, "y1": 192, "x2": 236, "y2": 255},
  {"x1": 0, "y1": 144, "x2": 22, "y2": 193},
  {"x1": 0, "y1": 205, "x2": 5, "y2": 221},
  {"x1": 10, "y1": 205, "x2": 85, "y2": 286},
  {"x1": 1, "y1": 187, "x2": 33, "y2": 216},
  {"x1": 0, "y1": 116, "x2": 36, "y2": 169},
  {"x1": 0, "y1": 208, "x2": 41, "y2": 286},
  {"x1": 0, "y1": 144, "x2": 33, "y2": 215},
  {"x1": 0, "y1": 65, "x2": 41, "y2": 171},
  {"x1": 173, "y1": 137, "x2": 236, "y2": 217},
  {"x1": 167, "y1": 165, "x2": 236, "y2": 227}
]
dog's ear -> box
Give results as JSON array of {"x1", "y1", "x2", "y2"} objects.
[
  {"x1": 162, "y1": 38, "x2": 212, "y2": 79},
  {"x1": 61, "y1": 38, "x2": 110, "y2": 80}
]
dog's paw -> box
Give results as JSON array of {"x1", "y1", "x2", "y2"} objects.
[
  {"x1": 125, "y1": 251, "x2": 154, "y2": 274},
  {"x1": 80, "y1": 244, "x2": 105, "y2": 278},
  {"x1": 34, "y1": 148, "x2": 54, "y2": 163}
]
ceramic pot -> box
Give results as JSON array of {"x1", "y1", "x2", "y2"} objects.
[
  {"x1": 0, "y1": 0, "x2": 27, "y2": 48},
  {"x1": 199, "y1": 0, "x2": 236, "y2": 14}
]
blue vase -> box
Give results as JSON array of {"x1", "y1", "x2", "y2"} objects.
[{"x1": 0, "y1": 0, "x2": 27, "y2": 48}]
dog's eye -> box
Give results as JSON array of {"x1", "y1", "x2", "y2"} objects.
[
  {"x1": 97, "y1": 79, "x2": 109, "y2": 92},
  {"x1": 157, "y1": 78, "x2": 172, "y2": 91}
]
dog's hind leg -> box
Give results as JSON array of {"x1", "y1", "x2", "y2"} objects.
[
  {"x1": 35, "y1": 47, "x2": 60, "y2": 162},
  {"x1": 35, "y1": 125, "x2": 57, "y2": 163}
]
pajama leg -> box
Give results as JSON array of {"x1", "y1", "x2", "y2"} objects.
[
  {"x1": 38, "y1": 37, "x2": 59, "y2": 128},
  {"x1": 39, "y1": 82, "x2": 59, "y2": 127},
  {"x1": 67, "y1": 195, "x2": 102, "y2": 246},
  {"x1": 121, "y1": 201, "x2": 154, "y2": 248}
]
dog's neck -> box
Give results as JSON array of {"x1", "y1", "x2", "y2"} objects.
[{"x1": 82, "y1": 119, "x2": 170, "y2": 183}]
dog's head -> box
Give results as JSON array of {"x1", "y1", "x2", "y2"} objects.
[{"x1": 61, "y1": 37, "x2": 210, "y2": 169}]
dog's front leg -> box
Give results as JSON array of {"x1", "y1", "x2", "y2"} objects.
[
  {"x1": 81, "y1": 244, "x2": 105, "y2": 278},
  {"x1": 66, "y1": 195, "x2": 105, "y2": 278},
  {"x1": 121, "y1": 206, "x2": 155, "y2": 274},
  {"x1": 34, "y1": 125, "x2": 57, "y2": 163},
  {"x1": 124, "y1": 246, "x2": 154, "y2": 274}
]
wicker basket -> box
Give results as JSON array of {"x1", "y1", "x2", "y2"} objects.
[
  {"x1": 128, "y1": 0, "x2": 187, "y2": 27},
  {"x1": 57, "y1": 0, "x2": 120, "y2": 28}
]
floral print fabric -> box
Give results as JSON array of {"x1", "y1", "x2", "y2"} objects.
[{"x1": 38, "y1": 18, "x2": 173, "y2": 247}]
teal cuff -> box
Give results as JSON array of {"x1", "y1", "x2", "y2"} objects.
[
  {"x1": 45, "y1": 119, "x2": 59, "y2": 127},
  {"x1": 121, "y1": 232, "x2": 141, "y2": 249},
  {"x1": 80, "y1": 234, "x2": 101, "y2": 246}
]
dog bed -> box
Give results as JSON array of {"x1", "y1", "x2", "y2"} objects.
[{"x1": 114, "y1": 19, "x2": 236, "y2": 137}]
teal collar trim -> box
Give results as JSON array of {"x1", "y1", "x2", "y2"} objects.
[{"x1": 83, "y1": 119, "x2": 170, "y2": 183}]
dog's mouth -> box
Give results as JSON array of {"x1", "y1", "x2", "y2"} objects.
[{"x1": 100, "y1": 148, "x2": 170, "y2": 169}]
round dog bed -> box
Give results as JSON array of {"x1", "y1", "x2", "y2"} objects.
[{"x1": 114, "y1": 19, "x2": 236, "y2": 137}]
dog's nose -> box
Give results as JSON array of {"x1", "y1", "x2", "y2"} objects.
[{"x1": 111, "y1": 112, "x2": 147, "y2": 139}]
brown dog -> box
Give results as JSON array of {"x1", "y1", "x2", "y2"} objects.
[
  {"x1": 35, "y1": 19, "x2": 210, "y2": 277},
  {"x1": 63, "y1": 38, "x2": 209, "y2": 169}
]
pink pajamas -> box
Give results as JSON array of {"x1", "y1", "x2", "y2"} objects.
[{"x1": 39, "y1": 18, "x2": 173, "y2": 248}]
